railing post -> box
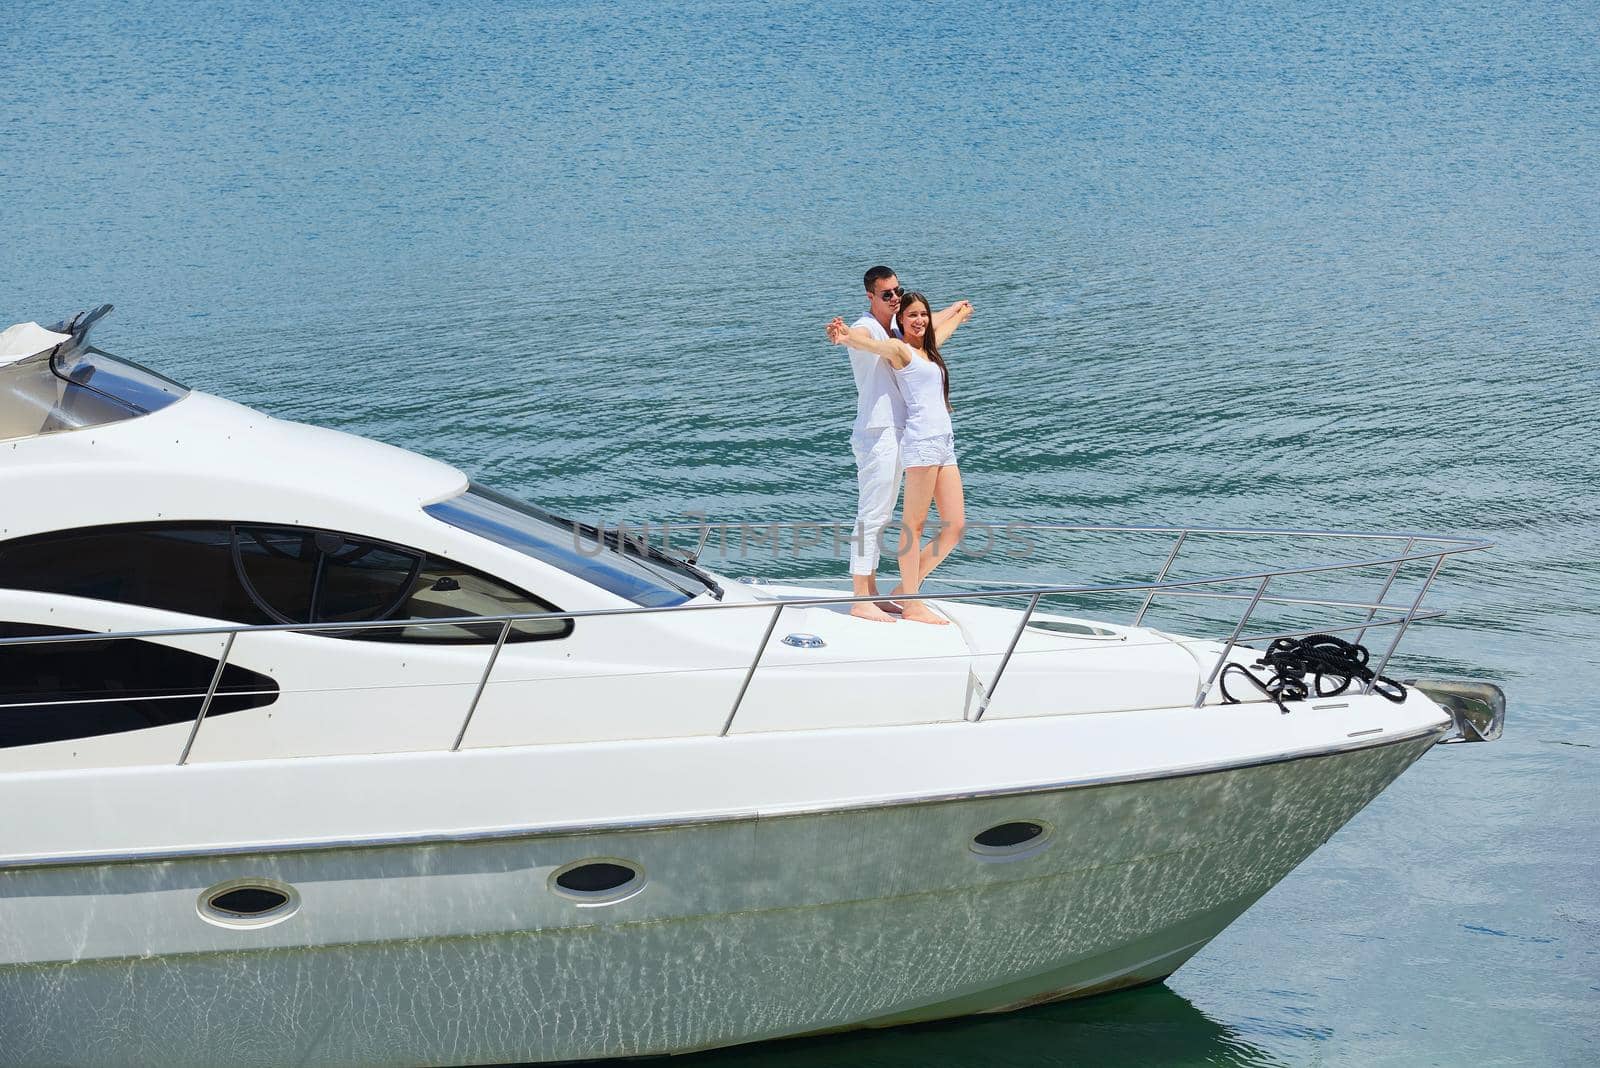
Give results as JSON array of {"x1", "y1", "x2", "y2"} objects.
[
  {"x1": 454, "y1": 619, "x2": 513, "y2": 751},
  {"x1": 721, "y1": 604, "x2": 783, "y2": 737},
  {"x1": 973, "y1": 592, "x2": 1042, "y2": 723},
  {"x1": 1353, "y1": 537, "x2": 1414, "y2": 646},
  {"x1": 1194, "y1": 576, "x2": 1270, "y2": 708},
  {"x1": 1365, "y1": 555, "x2": 1445, "y2": 692},
  {"x1": 178, "y1": 632, "x2": 235, "y2": 766},
  {"x1": 1132, "y1": 530, "x2": 1187, "y2": 627}
]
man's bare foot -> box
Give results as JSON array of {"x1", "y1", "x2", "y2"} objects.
[
  {"x1": 900, "y1": 604, "x2": 949, "y2": 625},
  {"x1": 851, "y1": 602, "x2": 899, "y2": 623}
]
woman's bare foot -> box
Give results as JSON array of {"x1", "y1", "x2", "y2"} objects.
[
  {"x1": 900, "y1": 603, "x2": 949, "y2": 625},
  {"x1": 851, "y1": 602, "x2": 899, "y2": 622}
]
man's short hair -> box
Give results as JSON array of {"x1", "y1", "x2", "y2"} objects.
[{"x1": 863, "y1": 265, "x2": 896, "y2": 292}]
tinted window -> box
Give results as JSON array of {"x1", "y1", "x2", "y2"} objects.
[
  {"x1": 0, "y1": 622, "x2": 277, "y2": 749},
  {"x1": 0, "y1": 526, "x2": 261, "y2": 622},
  {"x1": 0, "y1": 525, "x2": 568, "y2": 644},
  {"x1": 232, "y1": 527, "x2": 314, "y2": 623},
  {"x1": 426, "y1": 484, "x2": 695, "y2": 608},
  {"x1": 233, "y1": 527, "x2": 419, "y2": 626},
  {"x1": 314, "y1": 537, "x2": 420, "y2": 623}
]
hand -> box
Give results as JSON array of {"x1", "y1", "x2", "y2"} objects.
[
  {"x1": 955, "y1": 299, "x2": 974, "y2": 319},
  {"x1": 826, "y1": 317, "x2": 850, "y2": 345}
]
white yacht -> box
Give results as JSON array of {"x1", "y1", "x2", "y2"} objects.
[{"x1": 0, "y1": 307, "x2": 1504, "y2": 1067}]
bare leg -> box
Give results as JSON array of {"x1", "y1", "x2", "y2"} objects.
[
  {"x1": 897, "y1": 465, "x2": 949, "y2": 625},
  {"x1": 914, "y1": 465, "x2": 966, "y2": 586},
  {"x1": 890, "y1": 466, "x2": 965, "y2": 591}
]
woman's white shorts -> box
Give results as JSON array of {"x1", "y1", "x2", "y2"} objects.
[{"x1": 901, "y1": 433, "x2": 957, "y2": 468}]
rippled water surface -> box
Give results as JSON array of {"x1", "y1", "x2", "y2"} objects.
[{"x1": 6, "y1": 1, "x2": 1598, "y2": 1063}]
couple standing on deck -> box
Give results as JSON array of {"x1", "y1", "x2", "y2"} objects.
[{"x1": 827, "y1": 266, "x2": 974, "y2": 624}]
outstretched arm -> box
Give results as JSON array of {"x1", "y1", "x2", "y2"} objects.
[
  {"x1": 933, "y1": 300, "x2": 973, "y2": 346},
  {"x1": 826, "y1": 318, "x2": 916, "y2": 368}
]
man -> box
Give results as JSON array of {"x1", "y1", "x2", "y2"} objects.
[{"x1": 844, "y1": 265, "x2": 971, "y2": 621}]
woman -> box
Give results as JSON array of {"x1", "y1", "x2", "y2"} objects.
[{"x1": 827, "y1": 292, "x2": 972, "y2": 624}]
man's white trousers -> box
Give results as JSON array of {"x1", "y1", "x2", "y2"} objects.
[{"x1": 850, "y1": 426, "x2": 903, "y2": 576}]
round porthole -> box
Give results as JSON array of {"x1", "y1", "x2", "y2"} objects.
[
  {"x1": 196, "y1": 878, "x2": 300, "y2": 929},
  {"x1": 969, "y1": 820, "x2": 1053, "y2": 861},
  {"x1": 549, "y1": 859, "x2": 645, "y2": 906}
]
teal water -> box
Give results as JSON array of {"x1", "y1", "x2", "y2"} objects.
[{"x1": 5, "y1": 1, "x2": 1598, "y2": 1063}]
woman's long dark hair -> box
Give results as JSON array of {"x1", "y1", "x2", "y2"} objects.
[{"x1": 899, "y1": 291, "x2": 951, "y2": 411}]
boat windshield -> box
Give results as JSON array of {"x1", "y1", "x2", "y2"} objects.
[
  {"x1": 425, "y1": 483, "x2": 702, "y2": 608},
  {"x1": 0, "y1": 345, "x2": 189, "y2": 442}
]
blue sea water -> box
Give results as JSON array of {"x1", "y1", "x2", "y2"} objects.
[{"x1": 4, "y1": 1, "x2": 1598, "y2": 1063}]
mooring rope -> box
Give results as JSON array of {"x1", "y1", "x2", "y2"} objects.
[{"x1": 1220, "y1": 634, "x2": 1407, "y2": 714}]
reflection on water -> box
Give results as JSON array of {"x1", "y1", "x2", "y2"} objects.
[{"x1": 658, "y1": 986, "x2": 1280, "y2": 1068}]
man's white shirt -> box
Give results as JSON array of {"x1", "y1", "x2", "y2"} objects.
[{"x1": 847, "y1": 314, "x2": 905, "y2": 437}]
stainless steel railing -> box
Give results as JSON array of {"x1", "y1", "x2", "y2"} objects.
[{"x1": 0, "y1": 523, "x2": 1491, "y2": 763}]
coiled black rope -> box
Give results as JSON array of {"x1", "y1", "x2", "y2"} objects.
[{"x1": 1219, "y1": 634, "x2": 1407, "y2": 714}]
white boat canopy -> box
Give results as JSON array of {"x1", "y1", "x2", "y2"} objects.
[{"x1": 0, "y1": 322, "x2": 70, "y2": 367}]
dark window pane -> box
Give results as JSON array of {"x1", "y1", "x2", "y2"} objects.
[
  {"x1": 0, "y1": 623, "x2": 278, "y2": 749},
  {"x1": 0, "y1": 526, "x2": 268, "y2": 623},
  {"x1": 0, "y1": 523, "x2": 569, "y2": 645},
  {"x1": 313, "y1": 537, "x2": 420, "y2": 623},
  {"x1": 232, "y1": 527, "x2": 316, "y2": 623}
]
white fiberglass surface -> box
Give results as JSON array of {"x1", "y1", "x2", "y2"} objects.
[
  {"x1": 0, "y1": 571, "x2": 1296, "y2": 772},
  {"x1": 0, "y1": 691, "x2": 1450, "y2": 866}
]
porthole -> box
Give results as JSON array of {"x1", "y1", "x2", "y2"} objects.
[
  {"x1": 549, "y1": 858, "x2": 645, "y2": 906},
  {"x1": 969, "y1": 820, "x2": 1053, "y2": 862},
  {"x1": 196, "y1": 878, "x2": 301, "y2": 929}
]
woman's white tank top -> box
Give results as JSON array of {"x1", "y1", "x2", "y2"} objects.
[{"x1": 893, "y1": 354, "x2": 951, "y2": 440}]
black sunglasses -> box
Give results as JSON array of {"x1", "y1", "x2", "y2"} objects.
[{"x1": 876, "y1": 286, "x2": 904, "y2": 301}]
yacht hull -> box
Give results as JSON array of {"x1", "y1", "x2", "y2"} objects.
[{"x1": 0, "y1": 730, "x2": 1438, "y2": 1067}]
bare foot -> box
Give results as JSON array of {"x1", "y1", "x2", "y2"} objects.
[
  {"x1": 851, "y1": 602, "x2": 899, "y2": 623},
  {"x1": 900, "y1": 604, "x2": 950, "y2": 625}
]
